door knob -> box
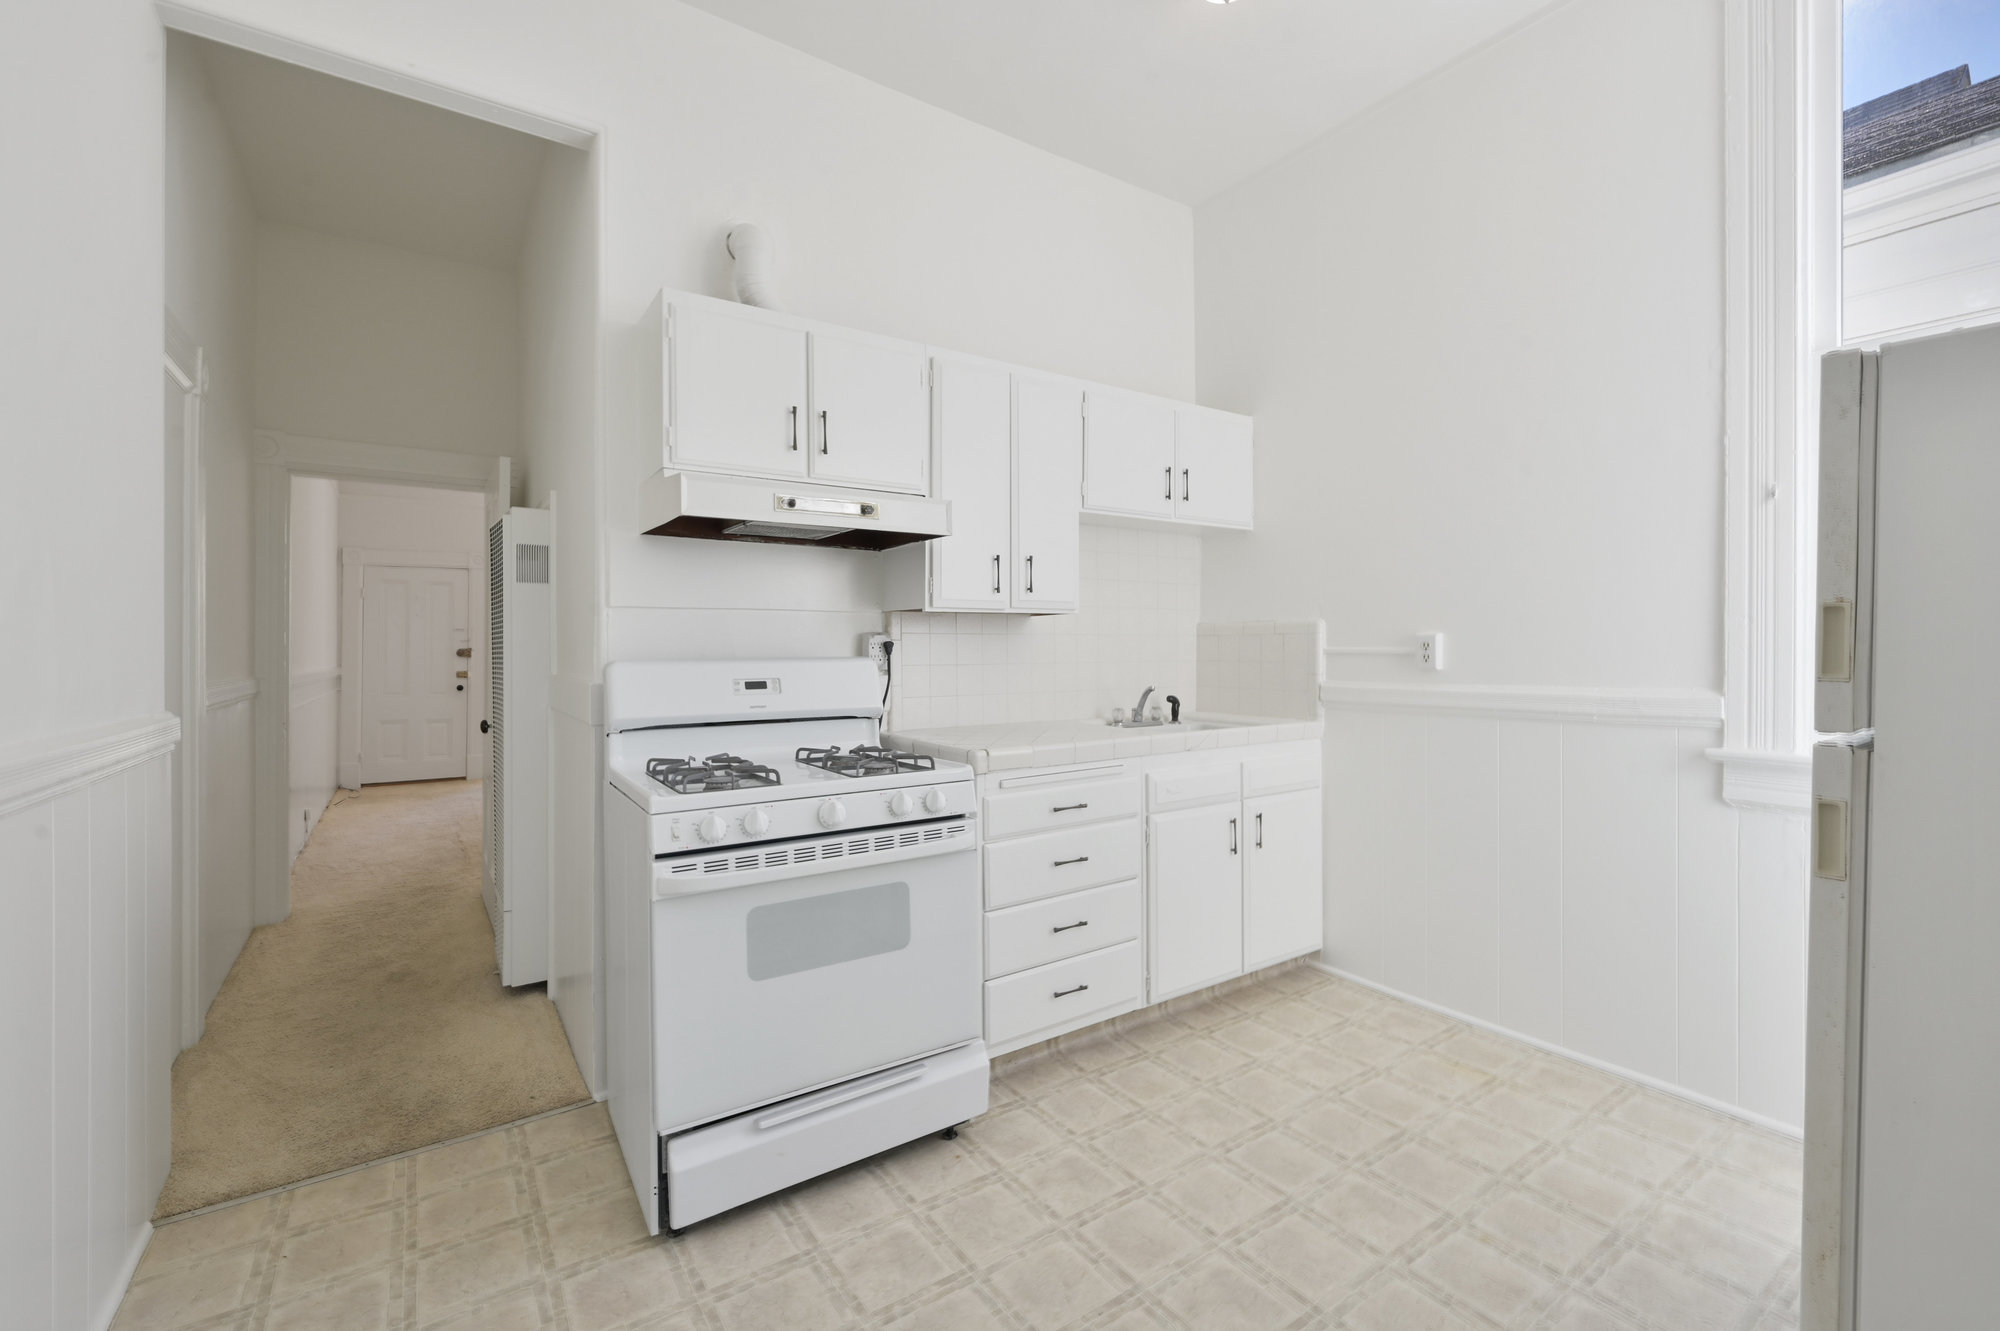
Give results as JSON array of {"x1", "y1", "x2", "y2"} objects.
[
  {"x1": 456, "y1": 684, "x2": 465, "y2": 692},
  {"x1": 480, "y1": 720, "x2": 490, "y2": 733}
]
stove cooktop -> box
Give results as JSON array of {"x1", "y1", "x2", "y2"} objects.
[{"x1": 794, "y1": 744, "x2": 937, "y2": 779}]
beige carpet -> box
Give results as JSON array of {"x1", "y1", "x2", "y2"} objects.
[{"x1": 157, "y1": 778, "x2": 590, "y2": 1218}]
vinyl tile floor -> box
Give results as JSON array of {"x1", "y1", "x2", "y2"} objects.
[{"x1": 115, "y1": 966, "x2": 1802, "y2": 1330}]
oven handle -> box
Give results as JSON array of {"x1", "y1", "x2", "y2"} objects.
[
  {"x1": 651, "y1": 820, "x2": 976, "y2": 897},
  {"x1": 754, "y1": 1062, "x2": 928, "y2": 1130}
]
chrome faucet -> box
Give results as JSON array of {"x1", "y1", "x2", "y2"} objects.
[{"x1": 1131, "y1": 685, "x2": 1155, "y2": 722}]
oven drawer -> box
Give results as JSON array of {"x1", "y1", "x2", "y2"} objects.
[
  {"x1": 985, "y1": 940, "x2": 1142, "y2": 1052},
  {"x1": 983, "y1": 776, "x2": 1140, "y2": 840},
  {"x1": 985, "y1": 880, "x2": 1140, "y2": 978},
  {"x1": 663, "y1": 1040, "x2": 989, "y2": 1231},
  {"x1": 983, "y1": 819, "x2": 1139, "y2": 910}
]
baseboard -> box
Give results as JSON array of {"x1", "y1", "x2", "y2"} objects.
[
  {"x1": 0, "y1": 712, "x2": 179, "y2": 819},
  {"x1": 92, "y1": 1222, "x2": 153, "y2": 1331},
  {"x1": 1311, "y1": 962, "x2": 1803, "y2": 1139}
]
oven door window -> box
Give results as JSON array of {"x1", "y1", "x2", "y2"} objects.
[{"x1": 745, "y1": 881, "x2": 911, "y2": 981}]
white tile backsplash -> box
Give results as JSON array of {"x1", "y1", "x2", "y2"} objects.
[
  {"x1": 1196, "y1": 620, "x2": 1325, "y2": 720},
  {"x1": 887, "y1": 524, "x2": 1201, "y2": 727}
]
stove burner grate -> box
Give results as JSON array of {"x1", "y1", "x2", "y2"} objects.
[
  {"x1": 646, "y1": 754, "x2": 782, "y2": 794},
  {"x1": 794, "y1": 744, "x2": 938, "y2": 778}
]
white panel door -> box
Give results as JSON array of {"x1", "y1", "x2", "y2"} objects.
[
  {"x1": 1083, "y1": 390, "x2": 1176, "y2": 519},
  {"x1": 360, "y1": 565, "x2": 469, "y2": 784},
  {"x1": 668, "y1": 300, "x2": 809, "y2": 480},
  {"x1": 1176, "y1": 406, "x2": 1254, "y2": 528},
  {"x1": 1243, "y1": 787, "x2": 1323, "y2": 970},
  {"x1": 929, "y1": 357, "x2": 1013, "y2": 610},
  {"x1": 1013, "y1": 375, "x2": 1082, "y2": 611},
  {"x1": 1147, "y1": 803, "x2": 1245, "y2": 1001},
  {"x1": 808, "y1": 328, "x2": 930, "y2": 494}
]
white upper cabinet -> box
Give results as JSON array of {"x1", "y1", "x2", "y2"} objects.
[
  {"x1": 667, "y1": 299, "x2": 809, "y2": 481},
  {"x1": 1175, "y1": 405, "x2": 1254, "y2": 529},
  {"x1": 928, "y1": 357, "x2": 1014, "y2": 610},
  {"x1": 658, "y1": 292, "x2": 928, "y2": 496},
  {"x1": 1013, "y1": 375, "x2": 1082, "y2": 612},
  {"x1": 807, "y1": 328, "x2": 930, "y2": 495},
  {"x1": 1081, "y1": 389, "x2": 1254, "y2": 530},
  {"x1": 1083, "y1": 390, "x2": 1177, "y2": 519}
]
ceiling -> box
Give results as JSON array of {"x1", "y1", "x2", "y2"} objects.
[
  {"x1": 677, "y1": 0, "x2": 1558, "y2": 204},
  {"x1": 194, "y1": 38, "x2": 551, "y2": 269}
]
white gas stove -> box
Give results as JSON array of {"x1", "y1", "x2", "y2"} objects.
[{"x1": 601, "y1": 659, "x2": 988, "y2": 1235}]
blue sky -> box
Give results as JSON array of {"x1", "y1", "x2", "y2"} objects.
[{"x1": 1846, "y1": 0, "x2": 2000, "y2": 106}]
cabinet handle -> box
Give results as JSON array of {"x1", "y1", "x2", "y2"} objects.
[
  {"x1": 1052, "y1": 802, "x2": 1089, "y2": 813},
  {"x1": 820, "y1": 409, "x2": 829, "y2": 454},
  {"x1": 1026, "y1": 554, "x2": 1034, "y2": 594},
  {"x1": 1053, "y1": 983, "x2": 1091, "y2": 998},
  {"x1": 1230, "y1": 816, "x2": 1238, "y2": 854},
  {"x1": 1182, "y1": 468, "x2": 1190, "y2": 502},
  {"x1": 1053, "y1": 855, "x2": 1090, "y2": 867},
  {"x1": 1165, "y1": 466, "x2": 1173, "y2": 500},
  {"x1": 1256, "y1": 812, "x2": 1263, "y2": 848},
  {"x1": 1052, "y1": 920, "x2": 1090, "y2": 933},
  {"x1": 992, "y1": 554, "x2": 1001, "y2": 595},
  {"x1": 790, "y1": 404, "x2": 799, "y2": 451}
]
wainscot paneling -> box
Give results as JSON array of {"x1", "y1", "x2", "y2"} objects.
[
  {"x1": 1319, "y1": 683, "x2": 1805, "y2": 1130},
  {"x1": 0, "y1": 717, "x2": 176, "y2": 1331}
]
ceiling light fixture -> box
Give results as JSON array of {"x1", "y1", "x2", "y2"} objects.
[{"x1": 1206, "y1": 0, "x2": 1240, "y2": 5}]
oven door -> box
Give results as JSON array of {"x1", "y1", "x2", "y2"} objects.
[{"x1": 650, "y1": 830, "x2": 981, "y2": 1133}]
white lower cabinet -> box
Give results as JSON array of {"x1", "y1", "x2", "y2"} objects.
[
  {"x1": 974, "y1": 744, "x2": 1321, "y2": 1055},
  {"x1": 1244, "y1": 787, "x2": 1324, "y2": 970},
  {"x1": 1147, "y1": 802, "x2": 1246, "y2": 1001}
]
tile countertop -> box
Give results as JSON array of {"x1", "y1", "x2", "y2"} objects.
[{"x1": 883, "y1": 714, "x2": 1323, "y2": 775}]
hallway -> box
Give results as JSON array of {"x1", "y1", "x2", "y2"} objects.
[{"x1": 157, "y1": 779, "x2": 589, "y2": 1218}]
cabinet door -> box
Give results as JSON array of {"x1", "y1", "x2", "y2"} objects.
[
  {"x1": 1147, "y1": 803, "x2": 1245, "y2": 1002},
  {"x1": 1243, "y1": 787, "x2": 1323, "y2": 970},
  {"x1": 808, "y1": 328, "x2": 930, "y2": 494},
  {"x1": 668, "y1": 300, "x2": 808, "y2": 480},
  {"x1": 1176, "y1": 406, "x2": 1253, "y2": 528},
  {"x1": 1013, "y1": 375, "x2": 1082, "y2": 611},
  {"x1": 1082, "y1": 390, "x2": 1176, "y2": 518},
  {"x1": 929, "y1": 358, "x2": 1013, "y2": 609}
]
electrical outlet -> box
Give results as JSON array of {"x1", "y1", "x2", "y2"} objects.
[
  {"x1": 866, "y1": 634, "x2": 894, "y2": 674},
  {"x1": 1418, "y1": 632, "x2": 1445, "y2": 671}
]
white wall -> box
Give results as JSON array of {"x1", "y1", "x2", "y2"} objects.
[
  {"x1": 254, "y1": 224, "x2": 522, "y2": 457},
  {"x1": 519, "y1": 142, "x2": 604, "y2": 1080},
  {"x1": 166, "y1": 33, "x2": 261, "y2": 1039},
  {"x1": 288, "y1": 477, "x2": 340, "y2": 860},
  {"x1": 1194, "y1": 0, "x2": 1804, "y2": 1126}
]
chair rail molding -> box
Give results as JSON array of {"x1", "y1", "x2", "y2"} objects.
[
  {"x1": 1318, "y1": 681, "x2": 1723, "y2": 728},
  {"x1": 1717, "y1": 0, "x2": 1838, "y2": 809},
  {"x1": 1706, "y1": 746, "x2": 1812, "y2": 813},
  {"x1": 0, "y1": 713, "x2": 180, "y2": 819},
  {"x1": 205, "y1": 677, "x2": 259, "y2": 710}
]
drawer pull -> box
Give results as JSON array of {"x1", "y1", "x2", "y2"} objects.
[
  {"x1": 1051, "y1": 920, "x2": 1090, "y2": 933},
  {"x1": 1053, "y1": 855, "x2": 1090, "y2": 867},
  {"x1": 1052, "y1": 802, "x2": 1089, "y2": 813},
  {"x1": 1230, "y1": 817, "x2": 1238, "y2": 854},
  {"x1": 1053, "y1": 983, "x2": 1091, "y2": 998}
]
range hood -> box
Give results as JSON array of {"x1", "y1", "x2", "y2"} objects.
[{"x1": 637, "y1": 471, "x2": 950, "y2": 551}]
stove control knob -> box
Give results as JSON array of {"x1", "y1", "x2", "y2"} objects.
[
  {"x1": 923, "y1": 788, "x2": 949, "y2": 815},
  {"x1": 741, "y1": 807, "x2": 771, "y2": 837},
  {"x1": 888, "y1": 791, "x2": 915, "y2": 818},
  {"x1": 817, "y1": 798, "x2": 848, "y2": 830},
  {"x1": 696, "y1": 813, "x2": 729, "y2": 844}
]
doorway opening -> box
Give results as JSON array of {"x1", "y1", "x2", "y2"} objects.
[{"x1": 161, "y1": 29, "x2": 596, "y2": 1216}]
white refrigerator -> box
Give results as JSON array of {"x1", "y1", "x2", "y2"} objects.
[{"x1": 1804, "y1": 323, "x2": 2000, "y2": 1329}]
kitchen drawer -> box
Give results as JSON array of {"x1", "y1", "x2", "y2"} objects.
[
  {"x1": 1146, "y1": 763, "x2": 1240, "y2": 812},
  {"x1": 985, "y1": 880, "x2": 1139, "y2": 978},
  {"x1": 1244, "y1": 749, "x2": 1319, "y2": 797},
  {"x1": 983, "y1": 774, "x2": 1139, "y2": 840},
  {"x1": 983, "y1": 819, "x2": 1139, "y2": 910},
  {"x1": 985, "y1": 940, "x2": 1141, "y2": 1053}
]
